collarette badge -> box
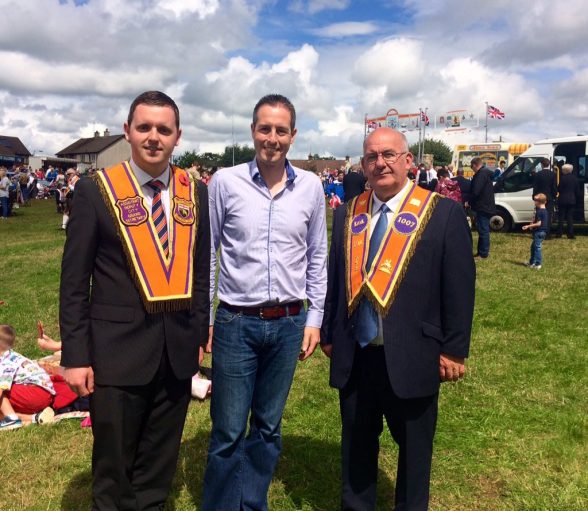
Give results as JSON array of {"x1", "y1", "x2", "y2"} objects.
[
  {"x1": 172, "y1": 197, "x2": 195, "y2": 225},
  {"x1": 116, "y1": 196, "x2": 148, "y2": 226}
]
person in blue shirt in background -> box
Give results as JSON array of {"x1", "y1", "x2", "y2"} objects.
[
  {"x1": 522, "y1": 193, "x2": 548, "y2": 269},
  {"x1": 326, "y1": 170, "x2": 345, "y2": 203},
  {"x1": 202, "y1": 94, "x2": 328, "y2": 511}
]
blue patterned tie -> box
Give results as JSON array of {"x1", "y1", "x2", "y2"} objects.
[
  {"x1": 147, "y1": 180, "x2": 169, "y2": 257},
  {"x1": 355, "y1": 203, "x2": 389, "y2": 347}
]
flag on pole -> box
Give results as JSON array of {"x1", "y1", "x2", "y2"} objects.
[
  {"x1": 420, "y1": 111, "x2": 430, "y2": 126},
  {"x1": 487, "y1": 105, "x2": 505, "y2": 119}
]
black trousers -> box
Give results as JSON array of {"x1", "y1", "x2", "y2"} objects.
[
  {"x1": 89, "y1": 350, "x2": 191, "y2": 511},
  {"x1": 557, "y1": 204, "x2": 574, "y2": 238},
  {"x1": 339, "y1": 346, "x2": 438, "y2": 511}
]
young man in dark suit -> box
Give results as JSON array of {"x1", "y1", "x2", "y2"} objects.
[
  {"x1": 469, "y1": 157, "x2": 495, "y2": 258},
  {"x1": 533, "y1": 158, "x2": 557, "y2": 237},
  {"x1": 60, "y1": 91, "x2": 210, "y2": 510},
  {"x1": 321, "y1": 127, "x2": 475, "y2": 510}
]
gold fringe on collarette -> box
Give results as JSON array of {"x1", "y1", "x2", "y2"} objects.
[
  {"x1": 93, "y1": 170, "x2": 199, "y2": 314},
  {"x1": 345, "y1": 191, "x2": 440, "y2": 318}
]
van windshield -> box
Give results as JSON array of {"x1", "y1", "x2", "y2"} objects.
[{"x1": 495, "y1": 156, "x2": 546, "y2": 193}]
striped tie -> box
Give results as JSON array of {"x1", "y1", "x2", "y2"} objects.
[{"x1": 147, "y1": 180, "x2": 169, "y2": 256}]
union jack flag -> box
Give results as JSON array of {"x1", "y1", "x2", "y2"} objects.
[
  {"x1": 420, "y1": 111, "x2": 430, "y2": 126},
  {"x1": 487, "y1": 105, "x2": 505, "y2": 119}
]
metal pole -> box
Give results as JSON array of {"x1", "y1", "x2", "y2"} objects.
[
  {"x1": 231, "y1": 113, "x2": 235, "y2": 166},
  {"x1": 485, "y1": 101, "x2": 488, "y2": 143},
  {"x1": 364, "y1": 114, "x2": 368, "y2": 139},
  {"x1": 422, "y1": 108, "x2": 428, "y2": 163},
  {"x1": 417, "y1": 109, "x2": 422, "y2": 163}
]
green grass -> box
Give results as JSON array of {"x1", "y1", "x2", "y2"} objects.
[{"x1": 0, "y1": 200, "x2": 587, "y2": 510}]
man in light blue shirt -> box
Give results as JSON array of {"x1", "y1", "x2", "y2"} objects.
[{"x1": 202, "y1": 94, "x2": 327, "y2": 511}]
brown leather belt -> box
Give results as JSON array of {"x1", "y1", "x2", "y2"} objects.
[{"x1": 219, "y1": 301, "x2": 303, "y2": 320}]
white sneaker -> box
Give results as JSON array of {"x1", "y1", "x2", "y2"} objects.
[
  {"x1": 531, "y1": 264, "x2": 542, "y2": 270},
  {"x1": 33, "y1": 407, "x2": 55, "y2": 425}
]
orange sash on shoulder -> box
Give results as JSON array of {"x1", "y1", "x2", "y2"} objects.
[
  {"x1": 345, "y1": 184, "x2": 438, "y2": 316},
  {"x1": 96, "y1": 162, "x2": 198, "y2": 313}
]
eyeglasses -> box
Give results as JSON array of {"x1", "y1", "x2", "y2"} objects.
[{"x1": 364, "y1": 151, "x2": 407, "y2": 166}]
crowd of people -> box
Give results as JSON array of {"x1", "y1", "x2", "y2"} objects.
[{"x1": 0, "y1": 89, "x2": 579, "y2": 511}]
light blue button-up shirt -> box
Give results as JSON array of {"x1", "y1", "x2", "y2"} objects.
[{"x1": 209, "y1": 159, "x2": 328, "y2": 328}]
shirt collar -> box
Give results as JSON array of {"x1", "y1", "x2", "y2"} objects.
[
  {"x1": 249, "y1": 158, "x2": 297, "y2": 184},
  {"x1": 372, "y1": 179, "x2": 412, "y2": 215},
  {"x1": 129, "y1": 158, "x2": 170, "y2": 189}
]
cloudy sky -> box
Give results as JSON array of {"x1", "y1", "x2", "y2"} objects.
[{"x1": 1, "y1": 0, "x2": 586, "y2": 160}]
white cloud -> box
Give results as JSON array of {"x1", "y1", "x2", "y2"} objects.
[
  {"x1": 312, "y1": 22, "x2": 378, "y2": 38},
  {"x1": 0, "y1": 0, "x2": 587, "y2": 160},
  {"x1": 155, "y1": 0, "x2": 219, "y2": 19},
  {"x1": 0, "y1": 51, "x2": 170, "y2": 96},
  {"x1": 289, "y1": 0, "x2": 350, "y2": 14},
  {"x1": 352, "y1": 38, "x2": 425, "y2": 109}
]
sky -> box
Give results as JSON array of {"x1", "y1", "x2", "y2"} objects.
[{"x1": 1, "y1": 0, "x2": 587, "y2": 161}]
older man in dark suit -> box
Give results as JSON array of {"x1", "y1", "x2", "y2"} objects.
[
  {"x1": 60, "y1": 91, "x2": 210, "y2": 510},
  {"x1": 321, "y1": 127, "x2": 475, "y2": 511}
]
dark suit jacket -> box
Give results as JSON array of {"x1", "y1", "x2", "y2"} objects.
[
  {"x1": 470, "y1": 166, "x2": 495, "y2": 215},
  {"x1": 557, "y1": 173, "x2": 578, "y2": 206},
  {"x1": 533, "y1": 168, "x2": 557, "y2": 201},
  {"x1": 321, "y1": 195, "x2": 475, "y2": 399},
  {"x1": 452, "y1": 175, "x2": 472, "y2": 204},
  {"x1": 59, "y1": 174, "x2": 210, "y2": 386},
  {"x1": 343, "y1": 171, "x2": 367, "y2": 201}
]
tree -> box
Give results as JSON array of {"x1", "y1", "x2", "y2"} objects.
[
  {"x1": 219, "y1": 145, "x2": 256, "y2": 167},
  {"x1": 174, "y1": 150, "x2": 199, "y2": 169},
  {"x1": 409, "y1": 139, "x2": 452, "y2": 166}
]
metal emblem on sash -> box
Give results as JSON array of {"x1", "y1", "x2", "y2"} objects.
[
  {"x1": 116, "y1": 196, "x2": 148, "y2": 226},
  {"x1": 172, "y1": 197, "x2": 195, "y2": 225}
]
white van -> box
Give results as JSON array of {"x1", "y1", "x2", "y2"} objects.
[{"x1": 490, "y1": 135, "x2": 588, "y2": 232}]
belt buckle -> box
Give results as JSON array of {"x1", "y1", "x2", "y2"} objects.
[{"x1": 259, "y1": 307, "x2": 266, "y2": 320}]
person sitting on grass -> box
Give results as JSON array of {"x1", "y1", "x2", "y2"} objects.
[
  {"x1": 522, "y1": 193, "x2": 548, "y2": 270},
  {"x1": 0, "y1": 324, "x2": 78, "y2": 430}
]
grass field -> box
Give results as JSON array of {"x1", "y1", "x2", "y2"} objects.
[{"x1": 0, "y1": 199, "x2": 587, "y2": 511}]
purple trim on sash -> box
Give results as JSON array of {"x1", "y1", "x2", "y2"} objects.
[
  {"x1": 103, "y1": 168, "x2": 155, "y2": 297},
  {"x1": 381, "y1": 189, "x2": 432, "y2": 297}
]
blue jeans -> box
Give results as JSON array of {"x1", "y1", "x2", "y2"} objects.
[
  {"x1": 530, "y1": 230, "x2": 546, "y2": 266},
  {"x1": 0, "y1": 196, "x2": 8, "y2": 218},
  {"x1": 476, "y1": 212, "x2": 491, "y2": 257},
  {"x1": 201, "y1": 305, "x2": 306, "y2": 511}
]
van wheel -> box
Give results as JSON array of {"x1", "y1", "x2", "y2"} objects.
[{"x1": 490, "y1": 209, "x2": 512, "y2": 232}]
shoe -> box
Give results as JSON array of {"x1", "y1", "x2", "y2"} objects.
[
  {"x1": 0, "y1": 416, "x2": 23, "y2": 431},
  {"x1": 33, "y1": 407, "x2": 55, "y2": 425},
  {"x1": 474, "y1": 253, "x2": 488, "y2": 259},
  {"x1": 531, "y1": 264, "x2": 542, "y2": 270}
]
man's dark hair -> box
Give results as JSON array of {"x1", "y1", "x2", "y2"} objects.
[
  {"x1": 127, "y1": 91, "x2": 180, "y2": 130},
  {"x1": 470, "y1": 157, "x2": 483, "y2": 168},
  {"x1": 541, "y1": 158, "x2": 550, "y2": 168},
  {"x1": 252, "y1": 94, "x2": 296, "y2": 131}
]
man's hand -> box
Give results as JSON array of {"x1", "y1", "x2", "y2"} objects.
[
  {"x1": 439, "y1": 354, "x2": 465, "y2": 382},
  {"x1": 64, "y1": 366, "x2": 95, "y2": 396},
  {"x1": 320, "y1": 344, "x2": 332, "y2": 358},
  {"x1": 299, "y1": 326, "x2": 320, "y2": 361},
  {"x1": 206, "y1": 325, "x2": 213, "y2": 353}
]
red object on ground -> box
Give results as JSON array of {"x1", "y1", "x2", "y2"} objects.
[{"x1": 6, "y1": 375, "x2": 78, "y2": 414}]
